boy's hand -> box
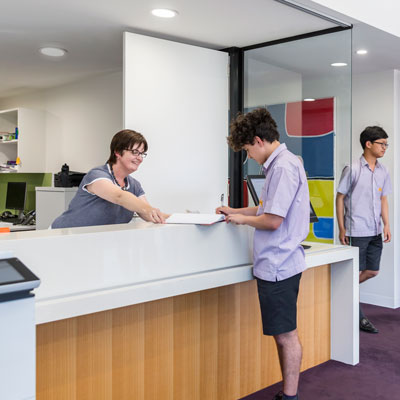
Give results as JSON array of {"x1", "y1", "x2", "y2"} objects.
[
  {"x1": 226, "y1": 213, "x2": 247, "y2": 225},
  {"x1": 383, "y1": 226, "x2": 391, "y2": 243},
  {"x1": 216, "y1": 206, "x2": 234, "y2": 215},
  {"x1": 339, "y1": 228, "x2": 349, "y2": 245}
]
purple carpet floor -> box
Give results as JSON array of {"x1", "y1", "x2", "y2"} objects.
[{"x1": 241, "y1": 303, "x2": 400, "y2": 400}]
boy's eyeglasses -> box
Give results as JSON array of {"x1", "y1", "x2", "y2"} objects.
[
  {"x1": 372, "y1": 141, "x2": 389, "y2": 149},
  {"x1": 125, "y1": 149, "x2": 148, "y2": 158}
]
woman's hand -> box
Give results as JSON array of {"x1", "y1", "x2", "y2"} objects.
[{"x1": 138, "y1": 205, "x2": 166, "y2": 224}]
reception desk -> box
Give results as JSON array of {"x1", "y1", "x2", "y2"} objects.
[{"x1": 0, "y1": 221, "x2": 359, "y2": 400}]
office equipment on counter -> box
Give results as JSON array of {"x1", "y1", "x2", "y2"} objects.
[
  {"x1": 1, "y1": 210, "x2": 18, "y2": 222},
  {"x1": 247, "y1": 175, "x2": 319, "y2": 223},
  {"x1": 4, "y1": 181, "x2": 26, "y2": 220},
  {"x1": 0, "y1": 256, "x2": 40, "y2": 400},
  {"x1": 0, "y1": 222, "x2": 36, "y2": 232},
  {"x1": 0, "y1": 209, "x2": 36, "y2": 231},
  {"x1": 166, "y1": 213, "x2": 225, "y2": 225},
  {"x1": 5, "y1": 181, "x2": 26, "y2": 213},
  {"x1": 16, "y1": 210, "x2": 36, "y2": 226},
  {"x1": 54, "y1": 163, "x2": 85, "y2": 187}
]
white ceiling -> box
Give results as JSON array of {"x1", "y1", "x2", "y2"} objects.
[{"x1": 1, "y1": 0, "x2": 400, "y2": 100}]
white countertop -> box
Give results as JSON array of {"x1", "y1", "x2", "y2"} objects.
[{"x1": 0, "y1": 221, "x2": 357, "y2": 325}]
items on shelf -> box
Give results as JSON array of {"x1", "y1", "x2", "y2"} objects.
[
  {"x1": 0, "y1": 127, "x2": 19, "y2": 142},
  {"x1": 0, "y1": 159, "x2": 21, "y2": 172},
  {"x1": 0, "y1": 130, "x2": 18, "y2": 142}
]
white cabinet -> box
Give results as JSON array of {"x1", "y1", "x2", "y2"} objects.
[
  {"x1": 0, "y1": 108, "x2": 45, "y2": 172},
  {"x1": 35, "y1": 187, "x2": 78, "y2": 229}
]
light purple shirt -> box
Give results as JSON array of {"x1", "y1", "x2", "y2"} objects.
[
  {"x1": 253, "y1": 143, "x2": 310, "y2": 282},
  {"x1": 337, "y1": 156, "x2": 392, "y2": 237}
]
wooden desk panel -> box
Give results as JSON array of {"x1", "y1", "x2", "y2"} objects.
[{"x1": 37, "y1": 265, "x2": 330, "y2": 400}]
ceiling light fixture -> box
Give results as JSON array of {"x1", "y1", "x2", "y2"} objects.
[
  {"x1": 356, "y1": 49, "x2": 368, "y2": 55},
  {"x1": 331, "y1": 62, "x2": 348, "y2": 67},
  {"x1": 39, "y1": 47, "x2": 67, "y2": 57},
  {"x1": 151, "y1": 8, "x2": 178, "y2": 18},
  {"x1": 304, "y1": 98, "x2": 315, "y2": 102}
]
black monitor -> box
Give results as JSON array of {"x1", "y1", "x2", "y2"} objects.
[
  {"x1": 247, "y1": 175, "x2": 318, "y2": 223},
  {"x1": 5, "y1": 182, "x2": 26, "y2": 213}
]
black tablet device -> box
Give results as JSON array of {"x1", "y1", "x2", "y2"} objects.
[
  {"x1": 247, "y1": 175, "x2": 318, "y2": 223},
  {"x1": 0, "y1": 257, "x2": 40, "y2": 294}
]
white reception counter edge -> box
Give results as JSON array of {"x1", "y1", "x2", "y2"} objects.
[{"x1": 0, "y1": 220, "x2": 359, "y2": 365}]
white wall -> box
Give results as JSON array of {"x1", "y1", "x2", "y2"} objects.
[
  {"x1": 352, "y1": 69, "x2": 399, "y2": 308},
  {"x1": 0, "y1": 71, "x2": 122, "y2": 173},
  {"x1": 124, "y1": 32, "x2": 229, "y2": 214}
]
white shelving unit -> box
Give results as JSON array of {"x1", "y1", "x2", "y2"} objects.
[{"x1": 0, "y1": 108, "x2": 45, "y2": 173}]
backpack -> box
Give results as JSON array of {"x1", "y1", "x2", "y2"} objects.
[{"x1": 339, "y1": 158, "x2": 362, "y2": 194}]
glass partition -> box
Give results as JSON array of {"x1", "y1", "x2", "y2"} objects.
[{"x1": 244, "y1": 29, "x2": 352, "y2": 244}]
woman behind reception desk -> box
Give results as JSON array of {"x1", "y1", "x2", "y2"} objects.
[{"x1": 51, "y1": 129, "x2": 167, "y2": 228}]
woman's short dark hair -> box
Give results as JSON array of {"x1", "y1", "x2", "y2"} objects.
[
  {"x1": 107, "y1": 129, "x2": 148, "y2": 165},
  {"x1": 228, "y1": 108, "x2": 279, "y2": 151},
  {"x1": 360, "y1": 126, "x2": 388, "y2": 149}
]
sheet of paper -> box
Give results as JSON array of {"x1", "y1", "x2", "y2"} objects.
[{"x1": 166, "y1": 213, "x2": 225, "y2": 225}]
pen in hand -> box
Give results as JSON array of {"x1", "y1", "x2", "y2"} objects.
[{"x1": 219, "y1": 193, "x2": 227, "y2": 217}]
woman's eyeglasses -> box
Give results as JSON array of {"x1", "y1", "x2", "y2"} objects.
[{"x1": 125, "y1": 149, "x2": 148, "y2": 158}]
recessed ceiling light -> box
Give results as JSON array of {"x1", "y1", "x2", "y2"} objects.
[
  {"x1": 39, "y1": 47, "x2": 67, "y2": 57},
  {"x1": 331, "y1": 62, "x2": 348, "y2": 67},
  {"x1": 304, "y1": 98, "x2": 315, "y2": 102},
  {"x1": 151, "y1": 8, "x2": 178, "y2": 18},
  {"x1": 356, "y1": 49, "x2": 368, "y2": 55}
]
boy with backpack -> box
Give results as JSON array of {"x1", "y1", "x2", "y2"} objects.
[{"x1": 336, "y1": 126, "x2": 391, "y2": 333}]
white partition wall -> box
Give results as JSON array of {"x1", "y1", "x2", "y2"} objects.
[{"x1": 123, "y1": 32, "x2": 229, "y2": 213}]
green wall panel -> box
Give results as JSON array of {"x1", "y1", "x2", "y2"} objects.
[{"x1": 0, "y1": 173, "x2": 52, "y2": 213}]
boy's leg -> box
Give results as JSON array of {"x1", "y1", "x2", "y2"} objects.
[
  {"x1": 274, "y1": 329, "x2": 302, "y2": 396},
  {"x1": 350, "y1": 236, "x2": 369, "y2": 320},
  {"x1": 352, "y1": 235, "x2": 382, "y2": 333},
  {"x1": 256, "y1": 273, "x2": 302, "y2": 399}
]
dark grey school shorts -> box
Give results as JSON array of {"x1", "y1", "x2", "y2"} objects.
[
  {"x1": 256, "y1": 272, "x2": 302, "y2": 336},
  {"x1": 350, "y1": 234, "x2": 383, "y2": 271}
]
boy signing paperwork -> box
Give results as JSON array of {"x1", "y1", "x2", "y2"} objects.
[
  {"x1": 336, "y1": 126, "x2": 391, "y2": 334},
  {"x1": 216, "y1": 108, "x2": 309, "y2": 400}
]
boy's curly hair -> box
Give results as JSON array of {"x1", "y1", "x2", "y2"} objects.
[{"x1": 228, "y1": 108, "x2": 279, "y2": 151}]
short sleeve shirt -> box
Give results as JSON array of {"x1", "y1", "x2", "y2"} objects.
[
  {"x1": 253, "y1": 144, "x2": 310, "y2": 282},
  {"x1": 51, "y1": 164, "x2": 145, "y2": 228},
  {"x1": 337, "y1": 156, "x2": 392, "y2": 237}
]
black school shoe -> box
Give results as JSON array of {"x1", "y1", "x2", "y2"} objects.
[
  {"x1": 273, "y1": 392, "x2": 298, "y2": 400},
  {"x1": 360, "y1": 317, "x2": 379, "y2": 333}
]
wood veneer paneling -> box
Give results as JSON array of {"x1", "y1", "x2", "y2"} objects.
[{"x1": 37, "y1": 264, "x2": 330, "y2": 400}]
